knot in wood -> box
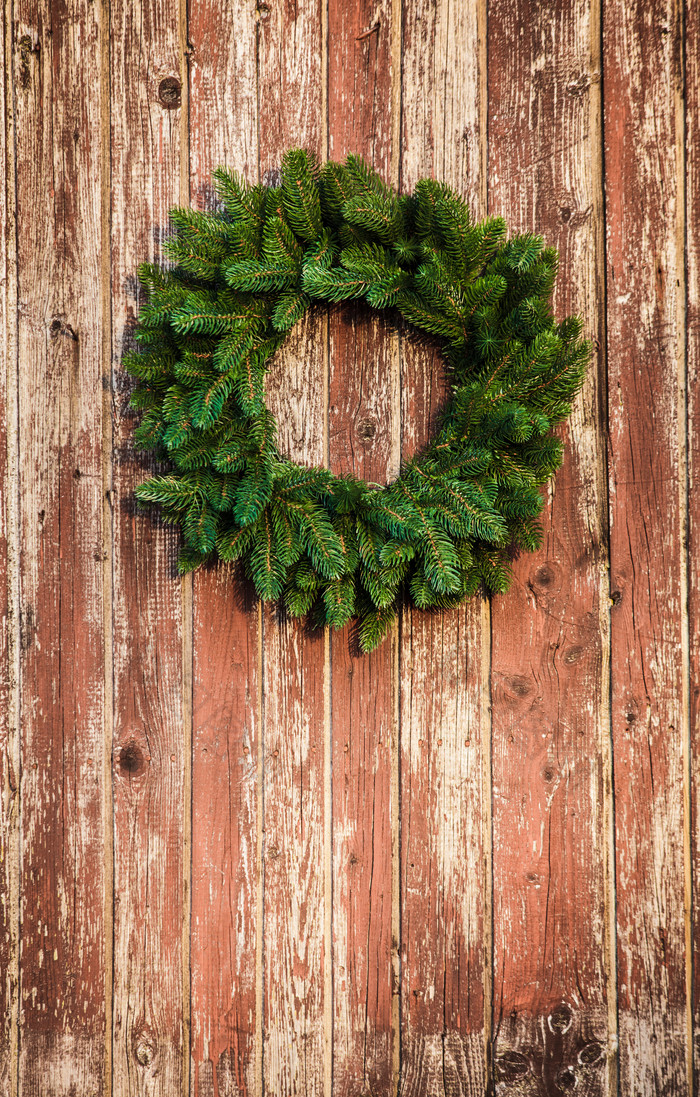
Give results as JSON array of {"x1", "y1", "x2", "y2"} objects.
[
  {"x1": 118, "y1": 738, "x2": 146, "y2": 775},
  {"x1": 158, "y1": 76, "x2": 181, "y2": 108},
  {"x1": 534, "y1": 563, "x2": 556, "y2": 587},
  {"x1": 548, "y1": 1002, "x2": 573, "y2": 1034},
  {"x1": 133, "y1": 1030, "x2": 157, "y2": 1067},
  {"x1": 495, "y1": 1049, "x2": 529, "y2": 1080},
  {"x1": 356, "y1": 416, "x2": 377, "y2": 442},
  {"x1": 578, "y1": 1041, "x2": 605, "y2": 1066},
  {"x1": 563, "y1": 644, "x2": 584, "y2": 664},
  {"x1": 555, "y1": 1065, "x2": 577, "y2": 1090}
]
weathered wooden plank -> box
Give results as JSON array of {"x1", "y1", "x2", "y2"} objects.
[
  {"x1": 190, "y1": 573, "x2": 260, "y2": 1097},
  {"x1": 487, "y1": 1, "x2": 611, "y2": 1093},
  {"x1": 187, "y1": 4, "x2": 260, "y2": 1096},
  {"x1": 398, "y1": 606, "x2": 488, "y2": 1097},
  {"x1": 13, "y1": 0, "x2": 107, "y2": 1091},
  {"x1": 1, "y1": 4, "x2": 19, "y2": 1091},
  {"x1": 109, "y1": 0, "x2": 187, "y2": 1091},
  {"x1": 326, "y1": 4, "x2": 398, "y2": 1095},
  {"x1": 602, "y1": 0, "x2": 688, "y2": 1091},
  {"x1": 256, "y1": 3, "x2": 329, "y2": 1094},
  {"x1": 398, "y1": 3, "x2": 489, "y2": 1094},
  {"x1": 688, "y1": 0, "x2": 700, "y2": 1088}
]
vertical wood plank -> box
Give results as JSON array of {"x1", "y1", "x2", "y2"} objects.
[
  {"x1": 399, "y1": 2, "x2": 489, "y2": 1094},
  {"x1": 487, "y1": 1, "x2": 611, "y2": 1092},
  {"x1": 189, "y1": 576, "x2": 260, "y2": 1097},
  {"x1": 326, "y1": 4, "x2": 398, "y2": 1096},
  {"x1": 187, "y1": 6, "x2": 261, "y2": 1093},
  {"x1": 398, "y1": 607, "x2": 487, "y2": 1097},
  {"x1": 13, "y1": 0, "x2": 108, "y2": 1091},
  {"x1": 687, "y1": 0, "x2": 700, "y2": 1087},
  {"x1": 1, "y1": 2, "x2": 19, "y2": 1090},
  {"x1": 256, "y1": 3, "x2": 329, "y2": 1094},
  {"x1": 110, "y1": 0, "x2": 187, "y2": 1091},
  {"x1": 603, "y1": 0, "x2": 689, "y2": 1091}
]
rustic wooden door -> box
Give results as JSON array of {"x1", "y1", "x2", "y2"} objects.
[{"x1": 1, "y1": 0, "x2": 698, "y2": 1094}]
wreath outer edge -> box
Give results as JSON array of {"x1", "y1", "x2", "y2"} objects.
[{"x1": 126, "y1": 148, "x2": 590, "y2": 652}]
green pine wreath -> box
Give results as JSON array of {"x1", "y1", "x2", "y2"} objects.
[{"x1": 126, "y1": 148, "x2": 590, "y2": 652}]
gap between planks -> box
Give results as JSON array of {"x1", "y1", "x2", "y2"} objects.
[
  {"x1": 677, "y1": 0, "x2": 693, "y2": 1079},
  {"x1": 100, "y1": 0, "x2": 115, "y2": 1093},
  {"x1": 390, "y1": 2, "x2": 403, "y2": 1091},
  {"x1": 593, "y1": 0, "x2": 620, "y2": 1080},
  {"x1": 180, "y1": 0, "x2": 193, "y2": 1088},
  {"x1": 321, "y1": 4, "x2": 333, "y2": 1093},
  {"x1": 3, "y1": 2, "x2": 22, "y2": 1093},
  {"x1": 476, "y1": 0, "x2": 493, "y2": 1086}
]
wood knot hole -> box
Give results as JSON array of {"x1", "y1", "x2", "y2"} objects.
[
  {"x1": 158, "y1": 76, "x2": 181, "y2": 108},
  {"x1": 548, "y1": 1002, "x2": 573, "y2": 1034},
  {"x1": 133, "y1": 1031, "x2": 157, "y2": 1067},
  {"x1": 534, "y1": 564, "x2": 555, "y2": 587},
  {"x1": 578, "y1": 1041, "x2": 605, "y2": 1066},
  {"x1": 356, "y1": 416, "x2": 377, "y2": 442},
  {"x1": 555, "y1": 1066, "x2": 577, "y2": 1090},
  {"x1": 495, "y1": 1050, "x2": 529, "y2": 1080},
  {"x1": 119, "y1": 739, "x2": 145, "y2": 775}
]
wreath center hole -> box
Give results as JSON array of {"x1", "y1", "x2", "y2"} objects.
[{"x1": 264, "y1": 309, "x2": 448, "y2": 485}]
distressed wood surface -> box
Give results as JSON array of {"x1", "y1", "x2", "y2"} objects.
[
  {"x1": 187, "y1": 4, "x2": 260, "y2": 1097},
  {"x1": 398, "y1": 3, "x2": 489, "y2": 1095},
  {"x1": 688, "y1": 0, "x2": 700, "y2": 1089},
  {"x1": 109, "y1": 0, "x2": 187, "y2": 1091},
  {"x1": 12, "y1": 1, "x2": 108, "y2": 1093},
  {"x1": 186, "y1": 5, "x2": 260, "y2": 1097},
  {"x1": 327, "y1": 4, "x2": 398, "y2": 1095},
  {"x1": 603, "y1": 0, "x2": 689, "y2": 1092},
  {"x1": 256, "y1": 2, "x2": 330, "y2": 1094},
  {"x1": 2, "y1": 0, "x2": 700, "y2": 1094},
  {"x1": 487, "y1": 2, "x2": 612, "y2": 1094},
  {"x1": 0, "y1": 2, "x2": 18, "y2": 1092}
]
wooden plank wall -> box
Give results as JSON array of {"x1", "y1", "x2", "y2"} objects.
[{"x1": 0, "y1": 0, "x2": 697, "y2": 1095}]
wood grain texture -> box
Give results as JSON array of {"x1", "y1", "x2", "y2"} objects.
[
  {"x1": 190, "y1": 571, "x2": 260, "y2": 1097},
  {"x1": 398, "y1": 3, "x2": 488, "y2": 1094},
  {"x1": 187, "y1": 3, "x2": 261, "y2": 1096},
  {"x1": 687, "y1": 0, "x2": 700, "y2": 1088},
  {"x1": 13, "y1": 0, "x2": 107, "y2": 1092},
  {"x1": 0, "y1": 2, "x2": 19, "y2": 1091},
  {"x1": 3, "y1": 2, "x2": 700, "y2": 1094},
  {"x1": 326, "y1": 3, "x2": 397, "y2": 1095},
  {"x1": 398, "y1": 606, "x2": 487, "y2": 1097},
  {"x1": 259, "y1": 322, "x2": 328, "y2": 1097},
  {"x1": 603, "y1": 0, "x2": 689, "y2": 1091},
  {"x1": 487, "y1": 2, "x2": 611, "y2": 1094},
  {"x1": 109, "y1": 0, "x2": 187, "y2": 1091},
  {"x1": 257, "y1": 2, "x2": 329, "y2": 1092}
]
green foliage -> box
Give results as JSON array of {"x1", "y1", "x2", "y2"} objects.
[{"x1": 128, "y1": 148, "x2": 590, "y2": 652}]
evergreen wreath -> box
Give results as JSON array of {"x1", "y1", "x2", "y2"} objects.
[{"x1": 126, "y1": 148, "x2": 590, "y2": 653}]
